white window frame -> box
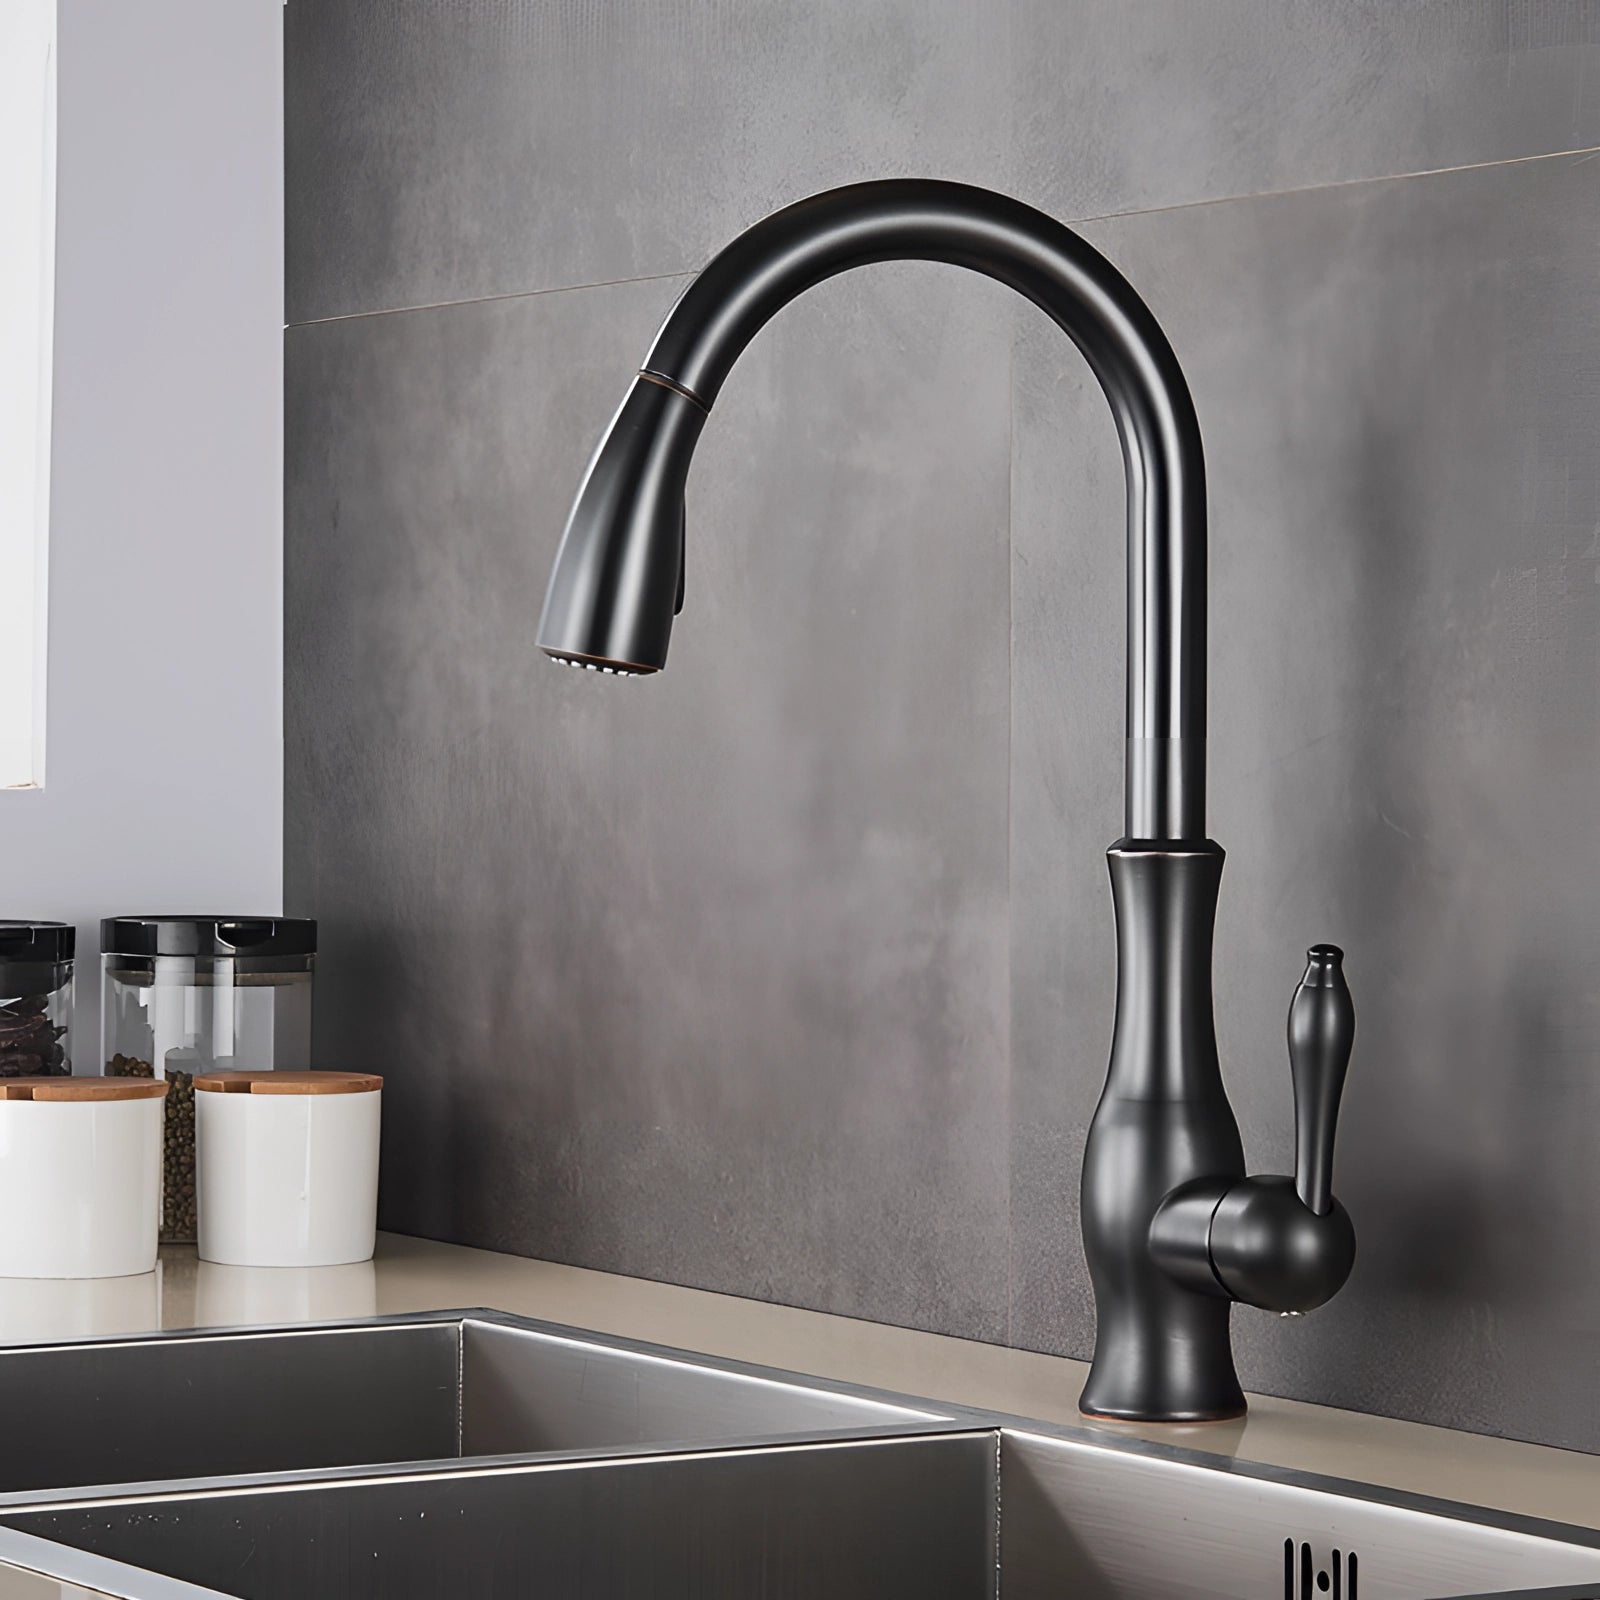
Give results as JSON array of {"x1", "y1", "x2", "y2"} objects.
[{"x1": 0, "y1": 0, "x2": 56, "y2": 790}]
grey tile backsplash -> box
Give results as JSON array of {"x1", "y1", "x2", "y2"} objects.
[{"x1": 285, "y1": 1, "x2": 1600, "y2": 1452}]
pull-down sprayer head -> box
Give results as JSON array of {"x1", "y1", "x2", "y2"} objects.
[{"x1": 538, "y1": 375, "x2": 703, "y2": 674}]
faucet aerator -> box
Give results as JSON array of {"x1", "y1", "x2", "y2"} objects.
[{"x1": 542, "y1": 649, "x2": 654, "y2": 677}]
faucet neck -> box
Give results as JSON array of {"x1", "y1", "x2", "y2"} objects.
[
  {"x1": 1104, "y1": 841, "x2": 1231, "y2": 1102},
  {"x1": 641, "y1": 179, "x2": 1208, "y2": 840}
]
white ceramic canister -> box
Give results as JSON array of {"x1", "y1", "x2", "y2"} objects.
[
  {"x1": 0, "y1": 1077, "x2": 168, "y2": 1278},
  {"x1": 195, "y1": 1070, "x2": 381, "y2": 1267}
]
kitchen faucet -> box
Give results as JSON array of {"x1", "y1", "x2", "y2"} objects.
[{"x1": 537, "y1": 179, "x2": 1356, "y2": 1421}]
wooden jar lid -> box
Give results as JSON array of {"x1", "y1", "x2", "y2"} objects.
[
  {"x1": 0, "y1": 1077, "x2": 170, "y2": 1102},
  {"x1": 193, "y1": 1070, "x2": 382, "y2": 1096}
]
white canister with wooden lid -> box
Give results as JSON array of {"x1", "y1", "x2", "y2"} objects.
[
  {"x1": 195, "y1": 1070, "x2": 381, "y2": 1267},
  {"x1": 0, "y1": 1077, "x2": 168, "y2": 1278}
]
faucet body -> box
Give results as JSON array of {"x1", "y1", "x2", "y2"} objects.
[{"x1": 539, "y1": 180, "x2": 1356, "y2": 1422}]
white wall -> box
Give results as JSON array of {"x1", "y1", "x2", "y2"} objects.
[
  {"x1": 5, "y1": 1, "x2": 284, "y2": 1056},
  {"x1": 0, "y1": 1, "x2": 56, "y2": 790}
]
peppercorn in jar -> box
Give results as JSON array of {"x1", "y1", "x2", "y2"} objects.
[{"x1": 102, "y1": 917, "x2": 315, "y2": 1245}]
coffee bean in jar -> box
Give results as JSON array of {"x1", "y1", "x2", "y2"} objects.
[
  {"x1": 0, "y1": 995, "x2": 68, "y2": 1076},
  {"x1": 0, "y1": 922, "x2": 76, "y2": 1079}
]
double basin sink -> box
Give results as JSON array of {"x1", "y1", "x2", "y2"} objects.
[{"x1": 0, "y1": 1310, "x2": 1592, "y2": 1598}]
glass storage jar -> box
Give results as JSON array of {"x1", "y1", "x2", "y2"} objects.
[
  {"x1": 0, "y1": 922, "x2": 75, "y2": 1079},
  {"x1": 101, "y1": 916, "x2": 316, "y2": 1244}
]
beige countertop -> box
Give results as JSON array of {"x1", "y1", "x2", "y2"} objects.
[{"x1": 2, "y1": 1232, "x2": 1594, "y2": 1533}]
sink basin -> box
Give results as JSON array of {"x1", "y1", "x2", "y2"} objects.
[
  {"x1": 998, "y1": 1429, "x2": 1600, "y2": 1599},
  {"x1": 0, "y1": 1312, "x2": 1595, "y2": 1599},
  {"x1": 2, "y1": 1434, "x2": 997, "y2": 1599},
  {"x1": 0, "y1": 1310, "x2": 950, "y2": 1501}
]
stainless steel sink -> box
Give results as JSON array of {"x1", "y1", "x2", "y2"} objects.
[
  {"x1": 0, "y1": 1311, "x2": 1595, "y2": 1600},
  {"x1": 0, "y1": 1310, "x2": 951, "y2": 1500},
  {"x1": 5, "y1": 1426, "x2": 1599, "y2": 1600}
]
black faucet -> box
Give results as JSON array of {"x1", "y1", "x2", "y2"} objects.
[{"x1": 537, "y1": 179, "x2": 1356, "y2": 1422}]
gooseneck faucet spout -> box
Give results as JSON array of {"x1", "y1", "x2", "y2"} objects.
[
  {"x1": 538, "y1": 179, "x2": 1205, "y2": 841},
  {"x1": 539, "y1": 179, "x2": 1356, "y2": 1422}
]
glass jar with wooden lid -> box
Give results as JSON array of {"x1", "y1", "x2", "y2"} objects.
[{"x1": 101, "y1": 917, "x2": 315, "y2": 1243}]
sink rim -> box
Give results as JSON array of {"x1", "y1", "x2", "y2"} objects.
[{"x1": 0, "y1": 1519, "x2": 236, "y2": 1597}]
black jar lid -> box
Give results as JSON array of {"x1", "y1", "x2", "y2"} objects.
[
  {"x1": 101, "y1": 916, "x2": 316, "y2": 959},
  {"x1": 0, "y1": 922, "x2": 75, "y2": 963}
]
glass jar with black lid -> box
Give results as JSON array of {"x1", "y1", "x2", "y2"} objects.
[
  {"x1": 102, "y1": 916, "x2": 315, "y2": 1244},
  {"x1": 0, "y1": 921, "x2": 75, "y2": 1079}
]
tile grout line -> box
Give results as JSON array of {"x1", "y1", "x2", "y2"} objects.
[
  {"x1": 283, "y1": 142, "x2": 1600, "y2": 333},
  {"x1": 1062, "y1": 139, "x2": 1600, "y2": 234},
  {"x1": 283, "y1": 268, "x2": 694, "y2": 331}
]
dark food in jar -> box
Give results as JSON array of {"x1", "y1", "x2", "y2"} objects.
[
  {"x1": 0, "y1": 995, "x2": 68, "y2": 1076},
  {"x1": 108, "y1": 1053, "x2": 196, "y2": 1242}
]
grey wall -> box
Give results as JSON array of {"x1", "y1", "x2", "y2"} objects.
[
  {"x1": 284, "y1": 2, "x2": 1600, "y2": 1453},
  {"x1": 9, "y1": 0, "x2": 285, "y2": 1052}
]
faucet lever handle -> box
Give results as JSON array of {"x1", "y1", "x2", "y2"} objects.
[{"x1": 1289, "y1": 944, "x2": 1354, "y2": 1216}]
